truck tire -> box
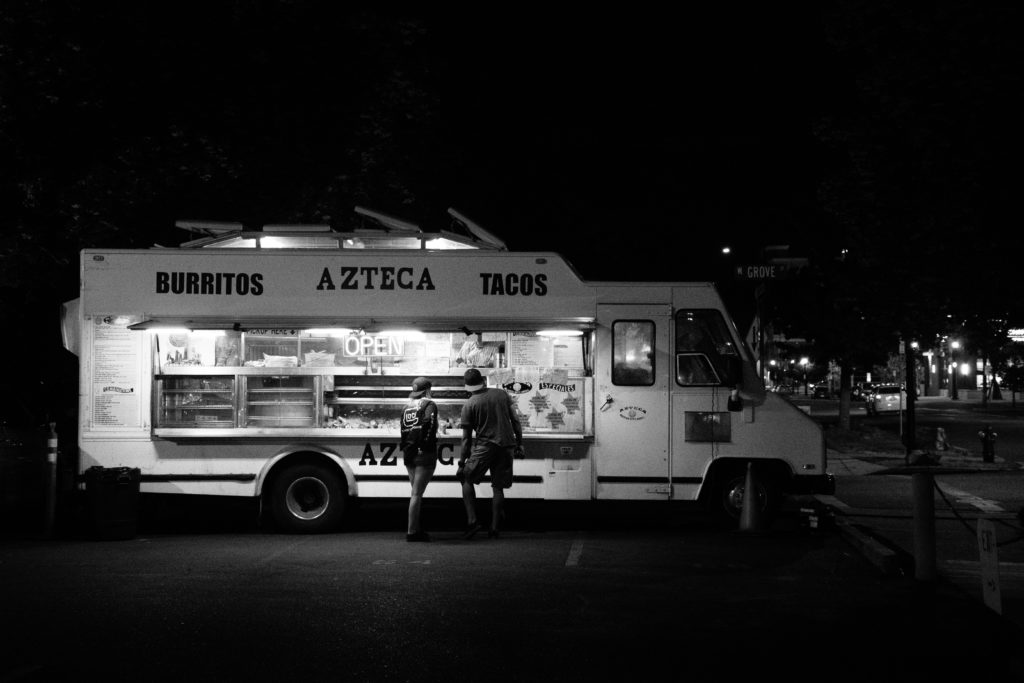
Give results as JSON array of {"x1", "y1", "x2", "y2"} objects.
[
  {"x1": 711, "y1": 464, "x2": 779, "y2": 527},
  {"x1": 268, "y1": 462, "x2": 346, "y2": 534}
]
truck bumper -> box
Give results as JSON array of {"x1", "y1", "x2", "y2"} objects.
[{"x1": 788, "y1": 473, "x2": 835, "y2": 496}]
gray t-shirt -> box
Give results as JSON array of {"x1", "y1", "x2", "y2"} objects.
[{"x1": 459, "y1": 388, "x2": 523, "y2": 447}]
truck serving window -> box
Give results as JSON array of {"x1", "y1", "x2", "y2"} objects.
[
  {"x1": 675, "y1": 310, "x2": 739, "y2": 386},
  {"x1": 612, "y1": 320, "x2": 655, "y2": 386}
]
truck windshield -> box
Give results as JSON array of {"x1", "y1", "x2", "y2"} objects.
[{"x1": 675, "y1": 310, "x2": 739, "y2": 386}]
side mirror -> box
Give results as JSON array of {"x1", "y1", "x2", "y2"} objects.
[{"x1": 727, "y1": 389, "x2": 742, "y2": 412}]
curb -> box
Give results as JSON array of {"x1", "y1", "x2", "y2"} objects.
[{"x1": 833, "y1": 515, "x2": 904, "y2": 577}]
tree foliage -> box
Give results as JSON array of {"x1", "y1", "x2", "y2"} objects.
[
  {"x1": 768, "y1": 1, "x2": 1022, "y2": 425},
  {"x1": 0, "y1": 2, "x2": 443, "y2": 425}
]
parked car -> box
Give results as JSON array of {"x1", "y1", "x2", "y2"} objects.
[
  {"x1": 852, "y1": 382, "x2": 875, "y2": 402},
  {"x1": 771, "y1": 384, "x2": 795, "y2": 395},
  {"x1": 865, "y1": 384, "x2": 905, "y2": 415},
  {"x1": 811, "y1": 383, "x2": 831, "y2": 399}
]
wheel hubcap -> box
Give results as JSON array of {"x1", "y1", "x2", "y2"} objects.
[
  {"x1": 726, "y1": 478, "x2": 765, "y2": 515},
  {"x1": 285, "y1": 476, "x2": 329, "y2": 520}
]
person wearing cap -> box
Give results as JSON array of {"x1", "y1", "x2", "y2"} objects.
[
  {"x1": 457, "y1": 368, "x2": 523, "y2": 539},
  {"x1": 400, "y1": 377, "x2": 439, "y2": 542}
]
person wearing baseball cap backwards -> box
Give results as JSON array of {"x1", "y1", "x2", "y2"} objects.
[
  {"x1": 399, "y1": 377, "x2": 438, "y2": 542},
  {"x1": 457, "y1": 368, "x2": 524, "y2": 539}
]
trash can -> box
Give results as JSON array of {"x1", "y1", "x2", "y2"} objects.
[{"x1": 84, "y1": 466, "x2": 140, "y2": 540}]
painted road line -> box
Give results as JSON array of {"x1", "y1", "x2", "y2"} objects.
[
  {"x1": 566, "y1": 536, "x2": 584, "y2": 567},
  {"x1": 942, "y1": 560, "x2": 1024, "y2": 578},
  {"x1": 254, "y1": 538, "x2": 310, "y2": 566},
  {"x1": 936, "y1": 483, "x2": 1005, "y2": 513}
]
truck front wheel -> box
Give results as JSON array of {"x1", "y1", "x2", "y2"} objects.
[
  {"x1": 267, "y1": 462, "x2": 346, "y2": 534},
  {"x1": 711, "y1": 465, "x2": 779, "y2": 527}
]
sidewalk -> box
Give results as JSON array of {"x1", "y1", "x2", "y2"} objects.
[
  {"x1": 826, "y1": 447, "x2": 1022, "y2": 477},
  {"x1": 819, "y1": 448, "x2": 1024, "y2": 637}
]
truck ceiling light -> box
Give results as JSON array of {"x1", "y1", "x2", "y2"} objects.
[
  {"x1": 377, "y1": 330, "x2": 426, "y2": 340},
  {"x1": 147, "y1": 327, "x2": 192, "y2": 334},
  {"x1": 305, "y1": 328, "x2": 356, "y2": 337},
  {"x1": 536, "y1": 329, "x2": 584, "y2": 337}
]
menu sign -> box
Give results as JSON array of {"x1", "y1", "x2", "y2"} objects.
[{"x1": 90, "y1": 317, "x2": 143, "y2": 429}]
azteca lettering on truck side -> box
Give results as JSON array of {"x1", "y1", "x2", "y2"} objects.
[
  {"x1": 316, "y1": 266, "x2": 436, "y2": 291},
  {"x1": 358, "y1": 442, "x2": 458, "y2": 466}
]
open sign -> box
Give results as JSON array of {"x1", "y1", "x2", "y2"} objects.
[{"x1": 342, "y1": 335, "x2": 405, "y2": 357}]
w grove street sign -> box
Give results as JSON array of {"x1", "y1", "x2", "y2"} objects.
[{"x1": 734, "y1": 258, "x2": 809, "y2": 281}]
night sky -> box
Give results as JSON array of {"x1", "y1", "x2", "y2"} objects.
[
  {"x1": 425, "y1": 7, "x2": 836, "y2": 284},
  {"x1": 2, "y1": 2, "x2": 1020, "y2": 424},
  {"x1": 4, "y1": 4, "x2": 841, "y2": 282}
]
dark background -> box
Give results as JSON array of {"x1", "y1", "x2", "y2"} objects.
[{"x1": 1, "y1": 2, "x2": 1021, "y2": 428}]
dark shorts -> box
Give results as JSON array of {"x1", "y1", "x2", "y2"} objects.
[
  {"x1": 461, "y1": 442, "x2": 513, "y2": 489},
  {"x1": 403, "y1": 447, "x2": 438, "y2": 469}
]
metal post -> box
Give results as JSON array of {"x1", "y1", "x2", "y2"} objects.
[
  {"x1": 44, "y1": 422, "x2": 58, "y2": 538},
  {"x1": 912, "y1": 471, "x2": 936, "y2": 582},
  {"x1": 905, "y1": 343, "x2": 916, "y2": 454},
  {"x1": 950, "y1": 343, "x2": 959, "y2": 400}
]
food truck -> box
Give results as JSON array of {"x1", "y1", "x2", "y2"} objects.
[{"x1": 60, "y1": 208, "x2": 833, "y2": 533}]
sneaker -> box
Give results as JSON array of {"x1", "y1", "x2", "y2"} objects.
[
  {"x1": 406, "y1": 531, "x2": 431, "y2": 542},
  {"x1": 463, "y1": 522, "x2": 481, "y2": 539}
]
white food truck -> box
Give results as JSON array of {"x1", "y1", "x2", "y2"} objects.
[{"x1": 61, "y1": 209, "x2": 833, "y2": 532}]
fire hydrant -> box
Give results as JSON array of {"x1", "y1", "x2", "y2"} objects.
[{"x1": 978, "y1": 425, "x2": 997, "y2": 463}]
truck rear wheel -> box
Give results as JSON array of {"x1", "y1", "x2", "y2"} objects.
[{"x1": 268, "y1": 462, "x2": 346, "y2": 534}]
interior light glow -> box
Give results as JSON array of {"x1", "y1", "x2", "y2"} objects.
[
  {"x1": 305, "y1": 328, "x2": 355, "y2": 337},
  {"x1": 378, "y1": 330, "x2": 426, "y2": 340},
  {"x1": 147, "y1": 327, "x2": 225, "y2": 337},
  {"x1": 536, "y1": 329, "x2": 585, "y2": 337},
  {"x1": 425, "y1": 238, "x2": 473, "y2": 250},
  {"x1": 147, "y1": 327, "x2": 192, "y2": 335}
]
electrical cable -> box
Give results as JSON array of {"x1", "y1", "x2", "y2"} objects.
[{"x1": 932, "y1": 478, "x2": 1024, "y2": 548}]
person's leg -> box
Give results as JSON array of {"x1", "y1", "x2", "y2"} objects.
[
  {"x1": 490, "y1": 486, "x2": 504, "y2": 534},
  {"x1": 407, "y1": 464, "x2": 432, "y2": 534},
  {"x1": 461, "y1": 480, "x2": 477, "y2": 525}
]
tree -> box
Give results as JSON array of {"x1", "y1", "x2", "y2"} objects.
[
  {"x1": 0, "y1": 3, "x2": 443, "y2": 426},
  {"x1": 768, "y1": 1, "x2": 1023, "y2": 429}
]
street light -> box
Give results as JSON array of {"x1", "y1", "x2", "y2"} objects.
[{"x1": 800, "y1": 357, "x2": 809, "y2": 395}]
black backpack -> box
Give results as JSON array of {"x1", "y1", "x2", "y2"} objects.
[{"x1": 400, "y1": 399, "x2": 435, "y2": 451}]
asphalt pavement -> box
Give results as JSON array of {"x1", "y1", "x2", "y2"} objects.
[{"x1": 2, "y1": 489, "x2": 1024, "y2": 681}]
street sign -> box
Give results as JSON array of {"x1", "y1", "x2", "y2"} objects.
[
  {"x1": 733, "y1": 258, "x2": 808, "y2": 281},
  {"x1": 977, "y1": 518, "x2": 1002, "y2": 614}
]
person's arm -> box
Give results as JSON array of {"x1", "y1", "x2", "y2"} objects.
[
  {"x1": 460, "y1": 426, "x2": 473, "y2": 463},
  {"x1": 507, "y1": 394, "x2": 523, "y2": 454},
  {"x1": 459, "y1": 401, "x2": 473, "y2": 463},
  {"x1": 424, "y1": 401, "x2": 438, "y2": 442}
]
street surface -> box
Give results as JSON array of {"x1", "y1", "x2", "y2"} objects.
[{"x1": 2, "y1": 500, "x2": 1024, "y2": 682}]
